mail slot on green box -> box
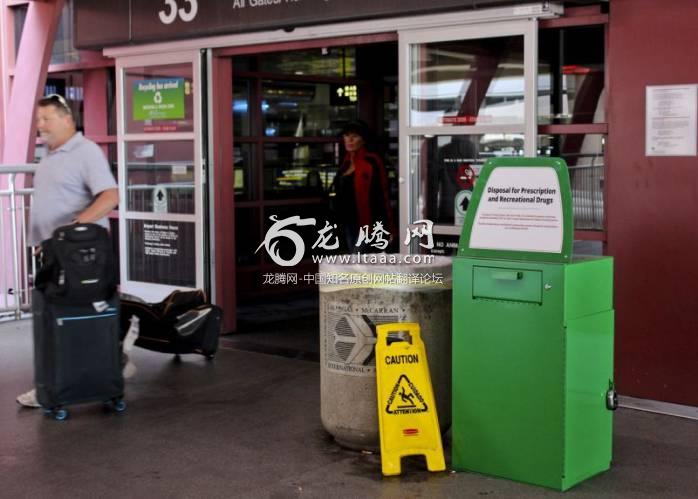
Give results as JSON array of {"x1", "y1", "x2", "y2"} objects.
[{"x1": 452, "y1": 157, "x2": 615, "y2": 491}]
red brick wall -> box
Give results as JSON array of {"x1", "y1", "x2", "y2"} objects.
[{"x1": 608, "y1": 0, "x2": 698, "y2": 405}]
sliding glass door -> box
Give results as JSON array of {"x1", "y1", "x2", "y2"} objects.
[{"x1": 399, "y1": 20, "x2": 538, "y2": 254}]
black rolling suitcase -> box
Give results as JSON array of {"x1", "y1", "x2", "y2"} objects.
[
  {"x1": 33, "y1": 290, "x2": 125, "y2": 420},
  {"x1": 120, "y1": 290, "x2": 222, "y2": 360},
  {"x1": 32, "y1": 223, "x2": 123, "y2": 420}
]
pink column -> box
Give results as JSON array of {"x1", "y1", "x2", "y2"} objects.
[
  {"x1": 1, "y1": 0, "x2": 64, "y2": 164},
  {"x1": 1, "y1": 0, "x2": 64, "y2": 306}
]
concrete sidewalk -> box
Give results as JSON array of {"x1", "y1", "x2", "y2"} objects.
[{"x1": 1, "y1": 318, "x2": 697, "y2": 498}]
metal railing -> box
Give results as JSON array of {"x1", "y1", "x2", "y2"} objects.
[
  {"x1": 0, "y1": 165, "x2": 37, "y2": 321},
  {"x1": 0, "y1": 171, "x2": 197, "y2": 321},
  {"x1": 568, "y1": 163, "x2": 604, "y2": 230},
  {"x1": 126, "y1": 183, "x2": 195, "y2": 214}
]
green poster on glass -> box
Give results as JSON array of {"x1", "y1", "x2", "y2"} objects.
[{"x1": 132, "y1": 78, "x2": 185, "y2": 121}]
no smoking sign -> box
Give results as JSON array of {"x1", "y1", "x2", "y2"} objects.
[{"x1": 456, "y1": 164, "x2": 475, "y2": 190}]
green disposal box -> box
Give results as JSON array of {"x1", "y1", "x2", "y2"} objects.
[{"x1": 452, "y1": 157, "x2": 615, "y2": 491}]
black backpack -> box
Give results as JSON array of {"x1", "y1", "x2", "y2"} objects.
[{"x1": 35, "y1": 223, "x2": 117, "y2": 305}]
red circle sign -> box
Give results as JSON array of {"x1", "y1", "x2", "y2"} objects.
[{"x1": 456, "y1": 164, "x2": 475, "y2": 190}]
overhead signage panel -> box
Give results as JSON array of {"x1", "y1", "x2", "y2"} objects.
[
  {"x1": 75, "y1": 0, "x2": 524, "y2": 48},
  {"x1": 131, "y1": 0, "x2": 482, "y2": 43},
  {"x1": 73, "y1": 0, "x2": 130, "y2": 48}
]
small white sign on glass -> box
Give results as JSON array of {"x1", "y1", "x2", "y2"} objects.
[
  {"x1": 646, "y1": 84, "x2": 697, "y2": 156},
  {"x1": 454, "y1": 190, "x2": 471, "y2": 226},
  {"x1": 469, "y1": 167, "x2": 563, "y2": 253},
  {"x1": 153, "y1": 185, "x2": 168, "y2": 213}
]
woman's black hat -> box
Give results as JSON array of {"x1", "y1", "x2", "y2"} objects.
[{"x1": 341, "y1": 120, "x2": 371, "y2": 140}]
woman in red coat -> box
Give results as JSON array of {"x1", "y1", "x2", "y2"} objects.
[{"x1": 331, "y1": 120, "x2": 395, "y2": 252}]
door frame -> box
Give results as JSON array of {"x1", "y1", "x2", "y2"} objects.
[
  {"x1": 116, "y1": 50, "x2": 207, "y2": 302},
  {"x1": 397, "y1": 19, "x2": 539, "y2": 244},
  {"x1": 210, "y1": 34, "x2": 396, "y2": 332}
]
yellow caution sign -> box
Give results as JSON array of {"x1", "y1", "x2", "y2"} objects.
[{"x1": 375, "y1": 322, "x2": 446, "y2": 476}]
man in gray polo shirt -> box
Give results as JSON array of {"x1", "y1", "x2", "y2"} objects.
[{"x1": 16, "y1": 94, "x2": 119, "y2": 408}]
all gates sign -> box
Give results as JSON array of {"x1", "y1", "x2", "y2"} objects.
[{"x1": 74, "y1": 0, "x2": 550, "y2": 48}]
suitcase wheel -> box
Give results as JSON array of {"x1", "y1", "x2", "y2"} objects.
[
  {"x1": 45, "y1": 407, "x2": 68, "y2": 421},
  {"x1": 104, "y1": 397, "x2": 127, "y2": 413},
  {"x1": 113, "y1": 398, "x2": 127, "y2": 413}
]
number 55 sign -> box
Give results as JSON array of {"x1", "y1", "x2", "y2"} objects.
[{"x1": 159, "y1": 0, "x2": 198, "y2": 24}]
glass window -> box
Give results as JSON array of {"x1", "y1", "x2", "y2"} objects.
[
  {"x1": 51, "y1": 2, "x2": 79, "y2": 65},
  {"x1": 259, "y1": 47, "x2": 356, "y2": 78},
  {"x1": 410, "y1": 134, "x2": 525, "y2": 225},
  {"x1": 108, "y1": 143, "x2": 118, "y2": 181},
  {"x1": 14, "y1": 3, "x2": 82, "y2": 65},
  {"x1": 538, "y1": 134, "x2": 605, "y2": 230},
  {"x1": 125, "y1": 141, "x2": 195, "y2": 214},
  {"x1": 410, "y1": 36, "x2": 525, "y2": 127},
  {"x1": 383, "y1": 81, "x2": 399, "y2": 168},
  {"x1": 33, "y1": 144, "x2": 48, "y2": 163},
  {"x1": 261, "y1": 81, "x2": 358, "y2": 138},
  {"x1": 127, "y1": 219, "x2": 196, "y2": 287},
  {"x1": 263, "y1": 142, "x2": 337, "y2": 200},
  {"x1": 109, "y1": 217, "x2": 120, "y2": 285},
  {"x1": 233, "y1": 79, "x2": 252, "y2": 137},
  {"x1": 107, "y1": 67, "x2": 117, "y2": 136},
  {"x1": 538, "y1": 26, "x2": 605, "y2": 125},
  {"x1": 235, "y1": 208, "x2": 261, "y2": 266},
  {"x1": 234, "y1": 143, "x2": 255, "y2": 201},
  {"x1": 124, "y1": 64, "x2": 194, "y2": 134},
  {"x1": 12, "y1": 6, "x2": 28, "y2": 56},
  {"x1": 233, "y1": 55, "x2": 255, "y2": 74}
]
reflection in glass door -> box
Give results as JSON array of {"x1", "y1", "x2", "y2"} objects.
[
  {"x1": 399, "y1": 20, "x2": 537, "y2": 254},
  {"x1": 116, "y1": 53, "x2": 205, "y2": 302},
  {"x1": 231, "y1": 43, "x2": 398, "y2": 297},
  {"x1": 233, "y1": 58, "x2": 358, "y2": 296}
]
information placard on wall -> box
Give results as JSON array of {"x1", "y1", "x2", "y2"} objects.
[
  {"x1": 469, "y1": 167, "x2": 563, "y2": 253},
  {"x1": 646, "y1": 84, "x2": 697, "y2": 157}
]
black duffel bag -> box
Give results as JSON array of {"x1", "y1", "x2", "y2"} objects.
[
  {"x1": 35, "y1": 223, "x2": 117, "y2": 305},
  {"x1": 119, "y1": 290, "x2": 221, "y2": 359}
]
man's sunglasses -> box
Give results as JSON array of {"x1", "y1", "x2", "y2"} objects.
[{"x1": 39, "y1": 93, "x2": 72, "y2": 114}]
